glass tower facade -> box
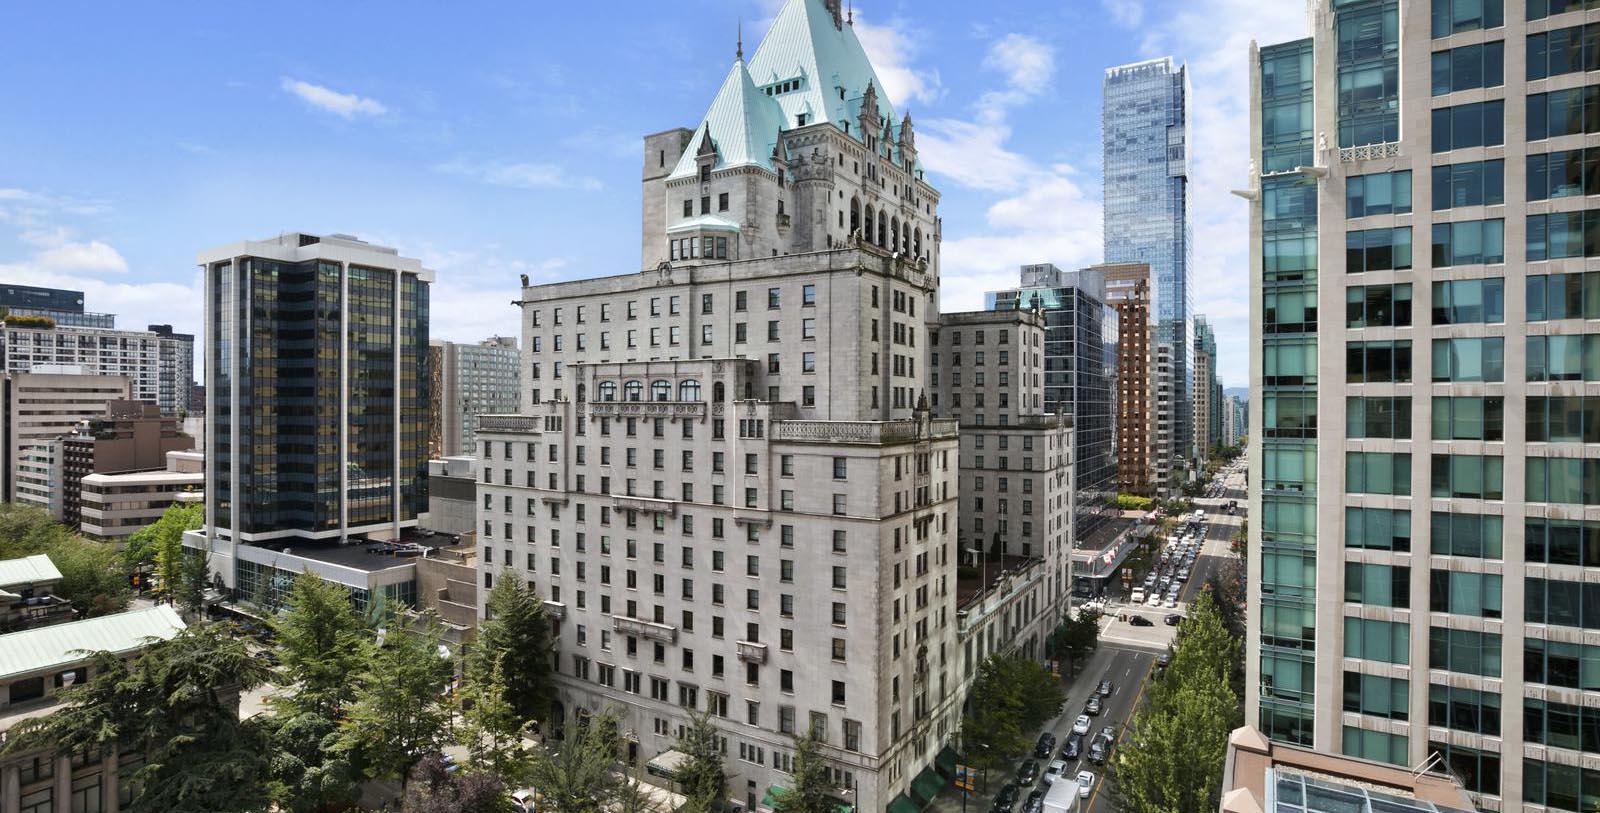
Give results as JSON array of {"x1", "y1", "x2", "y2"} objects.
[
  {"x1": 1104, "y1": 57, "x2": 1193, "y2": 469},
  {"x1": 988, "y1": 265, "x2": 1117, "y2": 544}
]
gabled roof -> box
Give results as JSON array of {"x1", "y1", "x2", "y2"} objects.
[
  {"x1": 669, "y1": 58, "x2": 786, "y2": 181},
  {"x1": 0, "y1": 554, "x2": 63, "y2": 589},
  {"x1": 0, "y1": 605, "x2": 185, "y2": 682}
]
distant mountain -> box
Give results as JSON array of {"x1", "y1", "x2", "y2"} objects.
[{"x1": 1224, "y1": 387, "x2": 1249, "y2": 400}]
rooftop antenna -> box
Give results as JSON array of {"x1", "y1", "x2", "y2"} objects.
[
  {"x1": 736, "y1": 18, "x2": 743, "y2": 61},
  {"x1": 848, "y1": 0, "x2": 854, "y2": 24}
]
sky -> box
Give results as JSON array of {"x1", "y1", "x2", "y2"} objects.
[{"x1": 0, "y1": 0, "x2": 1311, "y2": 390}]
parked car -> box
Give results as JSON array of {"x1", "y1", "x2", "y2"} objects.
[
  {"x1": 1087, "y1": 739, "x2": 1108, "y2": 765},
  {"x1": 1076, "y1": 772, "x2": 1096, "y2": 798},
  {"x1": 1023, "y1": 790, "x2": 1045, "y2": 813},
  {"x1": 991, "y1": 782, "x2": 1019, "y2": 813},
  {"x1": 1072, "y1": 714, "x2": 1091, "y2": 735},
  {"x1": 1016, "y1": 760, "x2": 1039, "y2": 786},
  {"x1": 1156, "y1": 652, "x2": 1173, "y2": 670},
  {"x1": 1129, "y1": 615, "x2": 1154, "y2": 627},
  {"x1": 1034, "y1": 732, "x2": 1056, "y2": 759},
  {"x1": 1099, "y1": 726, "x2": 1116, "y2": 745}
]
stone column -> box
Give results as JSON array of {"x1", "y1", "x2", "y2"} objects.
[
  {"x1": 3, "y1": 762, "x2": 21, "y2": 813},
  {"x1": 53, "y1": 753, "x2": 70, "y2": 813},
  {"x1": 102, "y1": 749, "x2": 119, "y2": 812}
]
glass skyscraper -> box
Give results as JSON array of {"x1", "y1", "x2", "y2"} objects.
[{"x1": 1104, "y1": 57, "x2": 1193, "y2": 478}]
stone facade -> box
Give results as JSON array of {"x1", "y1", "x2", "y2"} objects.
[{"x1": 1101, "y1": 263, "x2": 1154, "y2": 495}]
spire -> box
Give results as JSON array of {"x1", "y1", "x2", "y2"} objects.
[
  {"x1": 736, "y1": 18, "x2": 743, "y2": 61},
  {"x1": 824, "y1": 0, "x2": 844, "y2": 29},
  {"x1": 848, "y1": 0, "x2": 854, "y2": 24}
]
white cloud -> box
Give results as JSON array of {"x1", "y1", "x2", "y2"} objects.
[
  {"x1": 435, "y1": 158, "x2": 603, "y2": 192},
  {"x1": 852, "y1": 12, "x2": 943, "y2": 107},
  {"x1": 410, "y1": 245, "x2": 571, "y2": 345},
  {"x1": 280, "y1": 77, "x2": 388, "y2": 118},
  {"x1": 1102, "y1": 0, "x2": 1146, "y2": 28},
  {"x1": 35, "y1": 240, "x2": 128, "y2": 273},
  {"x1": 982, "y1": 34, "x2": 1055, "y2": 99}
]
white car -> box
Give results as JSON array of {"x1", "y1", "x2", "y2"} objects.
[
  {"x1": 1043, "y1": 760, "x2": 1067, "y2": 785},
  {"x1": 1165, "y1": 596, "x2": 1179, "y2": 608},
  {"x1": 1076, "y1": 771, "x2": 1095, "y2": 798},
  {"x1": 1146, "y1": 593, "x2": 1163, "y2": 606},
  {"x1": 1072, "y1": 714, "x2": 1091, "y2": 735}
]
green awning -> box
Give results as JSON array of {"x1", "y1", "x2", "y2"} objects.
[
  {"x1": 762, "y1": 786, "x2": 852, "y2": 813},
  {"x1": 935, "y1": 746, "x2": 959, "y2": 778},
  {"x1": 910, "y1": 768, "x2": 945, "y2": 806},
  {"x1": 887, "y1": 793, "x2": 921, "y2": 813}
]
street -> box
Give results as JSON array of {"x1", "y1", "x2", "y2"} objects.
[{"x1": 932, "y1": 461, "x2": 1246, "y2": 813}]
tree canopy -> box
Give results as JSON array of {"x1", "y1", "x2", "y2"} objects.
[
  {"x1": 961, "y1": 655, "x2": 1064, "y2": 771},
  {"x1": 772, "y1": 733, "x2": 836, "y2": 813},
  {"x1": 333, "y1": 610, "x2": 455, "y2": 786},
  {"x1": 675, "y1": 710, "x2": 728, "y2": 813},
  {"x1": 467, "y1": 575, "x2": 556, "y2": 727}
]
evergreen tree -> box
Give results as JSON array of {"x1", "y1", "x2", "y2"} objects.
[
  {"x1": 961, "y1": 655, "x2": 1064, "y2": 771},
  {"x1": 773, "y1": 733, "x2": 836, "y2": 813},
  {"x1": 401, "y1": 754, "x2": 514, "y2": 813},
  {"x1": 467, "y1": 575, "x2": 555, "y2": 727},
  {"x1": 334, "y1": 610, "x2": 455, "y2": 786},
  {"x1": 457, "y1": 652, "x2": 534, "y2": 786},
  {"x1": 675, "y1": 710, "x2": 728, "y2": 812},
  {"x1": 528, "y1": 710, "x2": 627, "y2": 813},
  {"x1": 124, "y1": 503, "x2": 202, "y2": 573}
]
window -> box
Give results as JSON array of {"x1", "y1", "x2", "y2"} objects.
[
  {"x1": 1335, "y1": 1, "x2": 1399, "y2": 148},
  {"x1": 1430, "y1": 100, "x2": 1504, "y2": 151},
  {"x1": 1431, "y1": 219, "x2": 1504, "y2": 266},
  {"x1": 1345, "y1": 283, "x2": 1411, "y2": 328},
  {"x1": 1344, "y1": 562, "x2": 1410, "y2": 608},
  {"x1": 1429, "y1": 626, "x2": 1501, "y2": 676},
  {"x1": 1265, "y1": 338, "x2": 1318, "y2": 385},
  {"x1": 1431, "y1": 337, "x2": 1504, "y2": 382},
  {"x1": 1432, "y1": 159, "x2": 1504, "y2": 209},
  {"x1": 1528, "y1": 148, "x2": 1600, "y2": 202},
  {"x1": 1431, "y1": 40, "x2": 1503, "y2": 95},
  {"x1": 1346, "y1": 507, "x2": 1411, "y2": 551},
  {"x1": 1345, "y1": 170, "x2": 1412, "y2": 217},
  {"x1": 1530, "y1": 0, "x2": 1600, "y2": 20},
  {"x1": 1343, "y1": 672, "x2": 1409, "y2": 720},
  {"x1": 1432, "y1": 278, "x2": 1503, "y2": 324},
  {"x1": 802, "y1": 284, "x2": 816, "y2": 306},
  {"x1": 1430, "y1": 512, "x2": 1501, "y2": 559},
  {"x1": 1528, "y1": 517, "x2": 1600, "y2": 566},
  {"x1": 833, "y1": 457, "x2": 847, "y2": 480},
  {"x1": 1265, "y1": 393, "x2": 1319, "y2": 439},
  {"x1": 1524, "y1": 759, "x2": 1600, "y2": 813},
  {"x1": 802, "y1": 318, "x2": 815, "y2": 339},
  {"x1": 1431, "y1": 396, "x2": 1504, "y2": 441},
  {"x1": 1428, "y1": 685, "x2": 1500, "y2": 736},
  {"x1": 1528, "y1": 334, "x2": 1600, "y2": 381},
  {"x1": 768, "y1": 288, "x2": 780, "y2": 309},
  {"x1": 1528, "y1": 85, "x2": 1600, "y2": 141},
  {"x1": 1431, "y1": 0, "x2": 1502, "y2": 37},
  {"x1": 1527, "y1": 577, "x2": 1600, "y2": 628},
  {"x1": 1528, "y1": 456, "x2": 1600, "y2": 504},
  {"x1": 1529, "y1": 210, "x2": 1600, "y2": 261},
  {"x1": 1431, "y1": 453, "x2": 1504, "y2": 499},
  {"x1": 1525, "y1": 637, "x2": 1600, "y2": 690},
  {"x1": 1530, "y1": 22, "x2": 1600, "y2": 85},
  {"x1": 1524, "y1": 698, "x2": 1600, "y2": 753},
  {"x1": 1342, "y1": 727, "x2": 1408, "y2": 767},
  {"x1": 1431, "y1": 569, "x2": 1503, "y2": 617},
  {"x1": 1345, "y1": 452, "x2": 1411, "y2": 495},
  {"x1": 1344, "y1": 617, "x2": 1409, "y2": 664},
  {"x1": 1346, "y1": 228, "x2": 1412, "y2": 272},
  {"x1": 1528, "y1": 394, "x2": 1600, "y2": 442},
  {"x1": 1345, "y1": 396, "x2": 1408, "y2": 439},
  {"x1": 1345, "y1": 340, "x2": 1412, "y2": 383}
]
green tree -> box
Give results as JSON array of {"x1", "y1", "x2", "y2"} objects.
[
  {"x1": 773, "y1": 733, "x2": 836, "y2": 813},
  {"x1": 48, "y1": 534, "x2": 131, "y2": 616},
  {"x1": 528, "y1": 710, "x2": 627, "y2": 813},
  {"x1": 1047, "y1": 608, "x2": 1101, "y2": 670},
  {"x1": 961, "y1": 655, "x2": 1064, "y2": 771},
  {"x1": 123, "y1": 503, "x2": 202, "y2": 572},
  {"x1": 0, "y1": 502, "x2": 66, "y2": 556},
  {"x1": 5, "y1": 623, "x2": 276, "y2": 813},
  {"x1": 334, "y1": 610, "x2": 454, "y2": 786},
  {"x1": 400, "y1": 754, "x2": 514, "y2": 813},
  {"x1": 457, "y1": 653, "x2": 534, "y2": 786},
  {"x1": 675, "y1": 710, "x2": 728, "y2": 812},
  {"x1": 467, "y1": 575, "x2": 555, "y2": 727}
]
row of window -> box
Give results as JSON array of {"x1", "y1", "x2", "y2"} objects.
[
  {"x1": 1330, "y1": 335, "x2": 1600, "y2": 383},
  {"x1": 1345, "y1": 278, "x2": 1502, "y2": 328},
  {"x1": 529, "y1": 285, "x2": 828, "y2": 328},
  {"x1": 1343, "y1": 450, "x2": 1600, "y2": 505}
]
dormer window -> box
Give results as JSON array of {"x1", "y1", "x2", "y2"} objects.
[
  {"x1": 699, "y1": 165, "x2": 711, "y2": 183},
  {"x1": 797, "y1": 113, "x2": 808, "y2": 127}
]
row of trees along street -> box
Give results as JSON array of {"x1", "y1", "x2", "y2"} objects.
[{"x1": 0, "y1": 500, "x2": 849, "y2": 813}]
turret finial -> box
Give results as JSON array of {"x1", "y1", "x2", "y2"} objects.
[{"x1": 736, "y1": 18, "x2": 743, "y2": 61}]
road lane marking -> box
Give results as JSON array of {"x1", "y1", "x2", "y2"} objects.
[{"x1": 1082, "y1": 654, "x2": 1158, "y2": 813}]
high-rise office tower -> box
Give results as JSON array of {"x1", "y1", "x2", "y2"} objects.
[
  {"x1": 1104, "y1": 57, "x2": 1193, "y2": 480},
  {"x1": 189, "y1": 233, "x2": 433, "y2": 611},
  {"x1": 1246, "y1": 2, "x2": 1600, "y2": 807},
  {"x1": 428, "y1": 336, "x2": 521, "y2": 459},
  {"x1": 0, "y1": 284, "x2": 115, "y2": 328},
  {"x1": 1193, "y1": 314, "x2": 1218, "y2": 461},
  {"x1": 1102, "y1": 263, "x2": 1155, "y2": 495},
  {"x1": 473, "y1": 3, "x2": 1071, "y2": 811},
  {"x1": 0, "y1": 315, "x2": 194, "y2": 416},
  {"x1": 987, "y1": 264, "x2": 1117, "y2": 544}
]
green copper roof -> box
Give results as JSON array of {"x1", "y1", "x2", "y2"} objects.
[{"x1": 669, "y1": 0, "x2": 907, "y2": 181}]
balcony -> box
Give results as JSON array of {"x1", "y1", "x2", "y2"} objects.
[
  {"x1": 612, "y1": 615, "x2": 677, "y2": 644},
  {"x1": 543, "y1": 600, "x2": 567, "y2": 621},
  {"x1": 585, "y1": 401, "x2": 706, "y2": 420},
  {"x1": 772, "y1": 418, "x2": 958, "y2": 445},
  {"x1": 736, "y1": 640, "x2": 768, "y2": 663},
  {"x1": 478, "y1": 414, "x2": 542, "y2": 434},
  {"x1": 610, "y1": 494, "x2": 678, "y2": 517},
  {"x1": 1338, "y1": 141, "x2": 1399, "y2": 163}
]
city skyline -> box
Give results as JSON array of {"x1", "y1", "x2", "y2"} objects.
[{"x1": 0, "y1": 0, "x2": 1295, "y2": 390}]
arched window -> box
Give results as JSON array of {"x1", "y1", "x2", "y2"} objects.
[
  {"x1": 651, "y1": 380, "x2": 672, "y2": 402},
  {"x1": 903, "y1": 223, "x2": 912, "y2": 254},
  {"x1": 864, "y1": 207, "x2": 875, "y2": 243},
  {"x1": 877, "y1": 217, "x2": 887, "y2": 248},
  {"x1": 679, "y1": 380, "x2": 702, "y2": 402},
  {"x1": 577, "y1": 383, "x2": 587, "y2": 403},
  {"x1": 624, "y1": 380, "x2": 643, "y2": 402},
  {"x1": 713, "y1": 381, "x2": 727, "y2": 403},
  {"x1": 743, "y1": 381, "x2": 755, "y2": 400},
  {"x1": 598, "y1": 381, "x2": 618, "y2": 402},
  {"x1": 891, "y1": 217, "x2": 901, "y2": 251},
  {"x1": 914, "y1": 228, "x2": 923, "y2": 257},
  {"x1": 850, "y1": 198, "x2": 861, "y2": 236}
]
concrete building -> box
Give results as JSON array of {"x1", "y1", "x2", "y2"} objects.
[
  {"x1": 53, "y1": 401, "x2": 194, "y2": 530},
  {"x1": 1221, "y1": 394, "x2": 1242, "y2": 449},
  {"x1": 1218, "y1": 726, "x2": 1475, "y2": 813},
  {"x1": 1, "y1": 369, "x2": 131, "y2": 504},
  {"x1": 0, "y1": 555, "x2": 72, "y2": 632},
  {"x1": 1247, "y1": 3, "x2": 1600, "y2": 806},
  {"x1": 429, "y1": 336, "x2": 521, "y2": 459},
  {"x1": 0, "y1": 317, "x2": 193, "y2": 416},
  {"x1": 0, "y1": 605, "x2": 186, "y2": 813},
  {"x1": 79, "y1": 451, "x2": 204, "y2": 544},
  {"x1": 1105, "y1": 56, "x2": 1193, "y2": 482},
  {"x1": 1102, "y1": 263, "x2": 1155, "y2": 495},
  {"x1": 986, "y1": 265, "x2": 1117, "y2": 544},
  {"x1": 1194, "y1": 315, "x2": 1219, "y2": 461},
  {"x1": 186, "y1": 232, "x2": 434, "y2": 614},
  {"x1": 0, "y1": 283, "x2": 114, "y2": 329}
]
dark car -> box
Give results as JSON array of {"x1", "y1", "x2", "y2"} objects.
[
  {"x1": 1129, "y1": 615, "x2": 1154, "y2": 627},
  {"x1": 1156, "y1": 652, "x2": 1173, "y2": 670},
  {"x1": 1016, "y1": 760, "x2": 1039, "y2": 786},
  {"x1": 1023, "y1": 790, "x2": 1046, "y2": 813},
  {"x1": 1097, "y1": 679, "x2": 1114, "y2": 697},
  {"x1": 1164, "y1": 613, "x2": 1183, "y2": 626},
  {"x1": 1098, "y1": 726, "x2": 1116, "y2": 746},
  {"x1": 1034, "y1": 732, "x2": 1056, "y2": 758},
  {"x1": 1087, "y1": 739, "x2": 1108, "y2": 765},
  {"x1": 991, "y1": 783, "x2": 1019, "y2": 813},
  {"x1": 1061, "y1": 732, "x2": 1083, "y2": 760}
]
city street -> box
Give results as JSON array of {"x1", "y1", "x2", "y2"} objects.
[{"x1": 931, "y1": 462, "x2": 1246, "y2": 813}]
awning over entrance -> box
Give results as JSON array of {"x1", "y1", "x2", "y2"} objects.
[
  {"x1": 760, "y1": 785, "x2": 852, "y2": 813},
  {"x1": 935, "y1": 745, "x2": 959, "y2": 778},
  {"x1": 909, "y1": 767, "x2": 946, "y2": 806},
  {"x1": 646, "y1": 748, "x2": 690, "y2": 780},
  {"x1": 887, "y1": 793, "x2": 921, "y2": 813}
]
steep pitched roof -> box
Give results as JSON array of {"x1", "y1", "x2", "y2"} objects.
[{"x1": 669, "y1": 58, "x2": 786, "y2": 181}]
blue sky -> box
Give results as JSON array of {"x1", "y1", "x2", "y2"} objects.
[{"x1": 0, "y1": 0, "x2": 1309, "y2": 389}]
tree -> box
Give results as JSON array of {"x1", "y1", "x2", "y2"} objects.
[
  {"x1": 48, "y1": 534, "x2": 131, "y2": 616},
  {"x1": 961, "y1": 655, "x2": 1064, "y2": 771},
  {"x1": 5, "y1": 623, "x2": 276, "y2": 813},
  {"x1": 400, "y1": 754, "x2": 513, "y2": 813},
  {"x1": 0, "y1": 502, "x2": 67, "y2": 555},
  {"x1": 123, "y1": 503, "x2": 202, "y2": 573},
  {"x1": 457, "y1": 652, "x2": 535, "y2": 786},
  {"x1": 527, "y1": 710, "x2": 628, "y2": 813},
  {"x1": 467, "y1": 575, "x2": 556, "y2": 727},
  {"x1": 1048, "y1": 608, "x2": 1101, "y2": 669},
  {"x1": 334, "y1": 610, "x2": 454, "y2": 786},
  {"x1": 773, "y1": 733, "x2": 836, "y2": 813},
  {"x1": 675, "y1": 710, "x2": 728, "y2": 813}
]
